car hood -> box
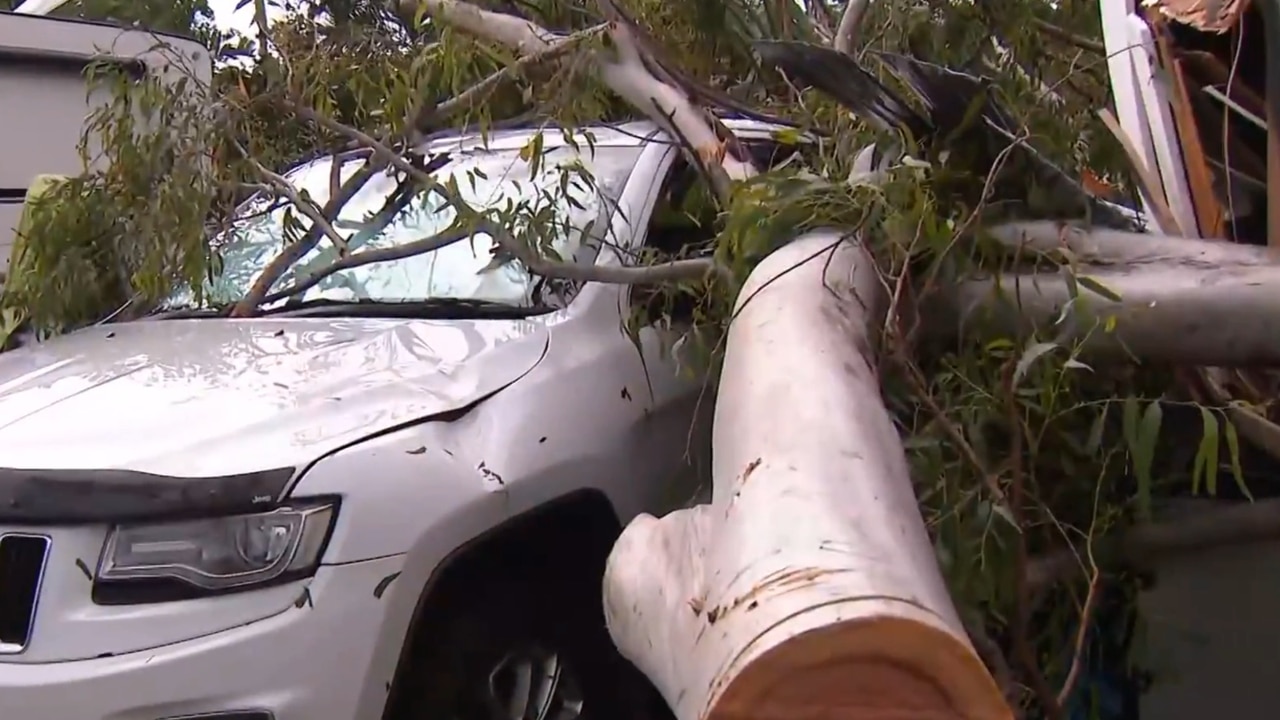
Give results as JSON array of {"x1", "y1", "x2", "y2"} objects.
[{"x1": 0, "y1": 317, "x2": 550, "y2": 477}]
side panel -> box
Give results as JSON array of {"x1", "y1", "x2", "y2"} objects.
[
  {"x1": 1099, "y1": 0, "x2": 1195, "y2": 233},
  {"x1": 619, "y1": 147, "x2": 717, "y2": 513}
]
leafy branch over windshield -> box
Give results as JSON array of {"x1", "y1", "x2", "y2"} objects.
[{"x1": 203, "y1": 139, "x2": 638, "y2": 312}]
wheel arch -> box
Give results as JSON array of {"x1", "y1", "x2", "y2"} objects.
[{"x1": 380, "y1": 488, "x2": 623, "y2": 719}]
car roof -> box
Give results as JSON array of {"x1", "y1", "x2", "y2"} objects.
[{"x1": 421, "y1": 115, "x2": 804, "y2": 154}]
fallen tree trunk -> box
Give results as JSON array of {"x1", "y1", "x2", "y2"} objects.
[
  {"x1": 603, "y1": 231, "x2": 1011, "y2": 720},
  {"x1": 937, "y1": 221, "x2": 1280, "y2": 366}
]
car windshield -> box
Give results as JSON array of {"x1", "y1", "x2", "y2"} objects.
[{"x1": 179, "y1": 141, "x2": 641, "y2": 312}]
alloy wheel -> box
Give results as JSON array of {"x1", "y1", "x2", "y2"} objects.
[{"x1": 486, "y1": 645, "x2": 586, "y2": 720}]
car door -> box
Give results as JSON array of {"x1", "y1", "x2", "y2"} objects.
[{"x1": 617, "y1": 155, "x2": 720, "y2": 515}]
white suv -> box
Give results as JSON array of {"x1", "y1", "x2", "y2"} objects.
[{"x1": 0, "y1": 118, "x2": 801, "y2": 720}]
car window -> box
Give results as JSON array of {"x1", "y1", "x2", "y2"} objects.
[
  {"x1": 631, "y1": 137, "x2": 815, "y2": 325},
  {"x1": 184, "y1": 143, "x2": 642, "y2": 310}
]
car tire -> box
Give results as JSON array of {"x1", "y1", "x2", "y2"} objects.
[{"x1": 392, "y1": 548, "x2": 671, "y2": 720}]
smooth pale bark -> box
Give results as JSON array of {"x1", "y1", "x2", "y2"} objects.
[
  {"x1": 400, "y1": 0, "x2": 756, "y2": 186},
  {"x1": 937, "y1": 221, "x2": 1280, "y2": 365},
  {"x1": 398, "y1": 0, "x2": 754, "y2": 274},
  {"x1": 833, "y1": 0, "x2": 870, "y2": 54},
  {"x1": 604, "y1": 231, "x2": 1011, "y2": 720}
]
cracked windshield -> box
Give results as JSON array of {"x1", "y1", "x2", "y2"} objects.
[{"x1": 197, "y1": 142, "x2": 641, "y2": 309}]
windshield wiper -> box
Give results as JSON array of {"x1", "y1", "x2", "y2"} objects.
[
  {"x1": 256, "y1": 297, "x2": 556, "y2": 319},
  {"x1": 148, "y1": 304, "x2": 232, "y2": 320}
]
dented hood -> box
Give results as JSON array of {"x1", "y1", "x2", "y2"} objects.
[{"x1": 0, "y1": 316, "x2": 549, "y2": 477}]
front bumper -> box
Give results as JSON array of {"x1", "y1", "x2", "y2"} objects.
[{"x1": 0, "y1": 554, "x2": 405, "y2": 720}]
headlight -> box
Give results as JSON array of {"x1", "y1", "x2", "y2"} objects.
[{"x1": 95, "y1": 501, "x2": 336, "y2": 602}]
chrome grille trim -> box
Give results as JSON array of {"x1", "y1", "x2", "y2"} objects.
[{"x1": 0, "y1": 532, "x2": 51, "y2": 654}]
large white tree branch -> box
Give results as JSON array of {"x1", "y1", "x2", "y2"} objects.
[
  {"x1": 834, "y1": 0, "x2": 871, "y2": 54},
  {"x1": 409, "y1": 0, "x2": 557, "y2": 51},
  {"x1": 598, "y1": 24, "x2": 754, "y2": 181},
  {"x1": 605, "y1": 231, "x2": 1012, "y2": 720},
  {"x1": 399, "y1": 0, "x2": 757, "y2": 200},
  {"x1": 984, "y1": 221, "x2": 1273, "y2": 266},
  {"x1": 934, "y1": 222, "x2": 1280, "y2": 366}
]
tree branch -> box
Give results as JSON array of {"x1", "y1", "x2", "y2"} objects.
[
  {"x1": 834, "y1": 0, "x2": 871, "y2": 54},
  {"x1": 1056, "y1": 568, "x2": 1101, "y2": 708},
  {"x1": 1031, "y1": 17, "x2": 1105, "y2": 55},
  {"x1": 259, "y1": 227, "x2": 473, "y2": 306},
  {"x1": 982, "y1": 222, "x2": 1275, "y2": 267},
  {"x1": 930, "y1": 222, "x2": 1280, "y2": 366},
  {"x1": 243, "y1": 155, "x2": 349, "y2": 255},
  {"x1": 413, "y1": 23, "x2": 609, "y2": 137},
  {"x1": 291, "y1": 100, "x2": 443, "y2": 191},
  {"x1": 399, "y1": 0, "x2": 758, "y2": 208},
  {"x1": 475, "y1": 218, "x2": 728, "y2": 285},
  {"x1": 261, "y1": 220, "x2": 724, "y2": 309},
  {"x1": 230, "y1": 160, "x2": 383, "y2": 316}
]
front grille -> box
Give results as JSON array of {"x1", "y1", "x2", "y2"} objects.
[{"x1": 0, "y1": 533, "x2": 50, "y2": 653}]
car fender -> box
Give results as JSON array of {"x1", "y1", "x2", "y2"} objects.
[{"x1": 294, "y1": 408, "x2": 636, "y2": 720}]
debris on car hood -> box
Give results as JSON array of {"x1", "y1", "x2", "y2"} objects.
[{"x1": 0, "y1": 316, "x2": 549, "y2": 477}]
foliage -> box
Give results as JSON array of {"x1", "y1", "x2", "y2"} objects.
[
  {"x1": 9, "y1": 63, "x2": 222, "y2": 332},
  {"x1": 52, "y1": 0, "x2": 222, "y2": 46},
  {"x1": 7, "y1": 0, "x2": 1260, "y2": 717}
]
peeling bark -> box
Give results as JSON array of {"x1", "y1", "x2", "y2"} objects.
[{"x1": 604, "y1": 231, "x2": 1011, "y2": 720}]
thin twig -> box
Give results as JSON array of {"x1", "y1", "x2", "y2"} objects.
[
  {"x1": 1056, "y1": 568, "x2": 1101, "y2": 707},
  {"x1": 241, "y1": 150, "x2": 350, "y2": 255},
  {"x1": 899, "y1": 354, "x2": 1010, "y2": 508},
  {"x1": 1006, "y1": 360, "x2": 1063, "y2": 720},
  {"x1": 1031, "y1": 18, "x2": 1105, "y2": 55}
]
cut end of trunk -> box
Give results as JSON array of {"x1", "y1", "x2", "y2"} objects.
[{"x1": 709, "y1": 616, "x2": 1013, "y2": 720}]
